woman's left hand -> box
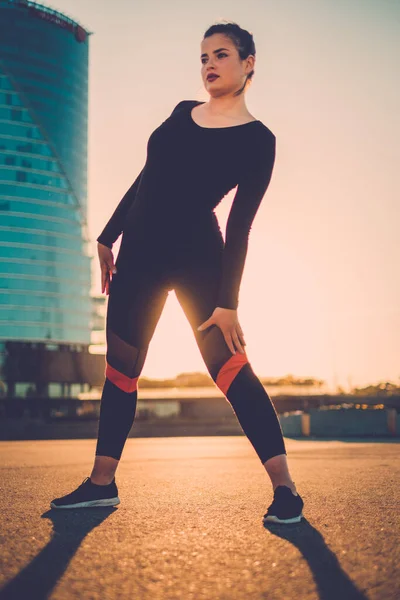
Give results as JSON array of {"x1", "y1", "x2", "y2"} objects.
[{"x1": 197, "y1": 307, "x2": 246, "y2": 355}]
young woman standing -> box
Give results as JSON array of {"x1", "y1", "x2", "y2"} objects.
[{"x1": 51, "y1": 22, "x2": 304, "y2": 524}]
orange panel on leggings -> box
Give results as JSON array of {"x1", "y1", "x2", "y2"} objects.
[
  {"x1": 216, "y1": 351, "x2": 249, "y2": 396},
  {"x1": 105, "y1": 362, "x2": 139, "y2": 393}
]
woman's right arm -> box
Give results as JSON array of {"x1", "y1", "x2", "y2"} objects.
[{"x1": 96, "y1": 167, "x2": 144, "y2": 249}]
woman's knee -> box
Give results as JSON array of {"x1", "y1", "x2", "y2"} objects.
[{"x1": 199, "y1": 328, "x2": 250, "y2": 396}]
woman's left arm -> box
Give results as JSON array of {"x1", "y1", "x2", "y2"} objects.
[
  {"x1": 197, "y1": 129, "x2": 276, "y2": 354},
  {"x1": 217, "y1": 129, "x2": 276, "y2": 310}
]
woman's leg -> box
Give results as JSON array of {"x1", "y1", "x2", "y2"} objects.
[
  {"x1": 173, "y1": 258, "x2": 297, "y2": 494},
  {"x1": 91, "y1": 256, "x2": 170, "y2": 484}
]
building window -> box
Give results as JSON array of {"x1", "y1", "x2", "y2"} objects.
[
  {"x1": 0, "y1": 381, "x2": 8, "y2": 399},
  {"x1": 11, "y1": 109, "x2": 22, "y2": 121},
  {"x1": 15, "y1": 383, "x2": 33, "y2": 398},
  {"x1": 48, "y1": 383, "x2": 63, "y2": 398},
  {"x1": 16, "y1": 171, "x2": 27, "y2": 182}
]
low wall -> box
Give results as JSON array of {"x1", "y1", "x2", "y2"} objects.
[
  {"x1": 279, "y1": 408, "x2": 398, "y2": 437},
  {"x1": 0, "y1": 408, "x2": 398, "y2": 441}
]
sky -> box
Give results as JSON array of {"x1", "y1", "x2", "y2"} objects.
[{"x1": 45, "y1": 0, "x2": 399, "y2": 390}]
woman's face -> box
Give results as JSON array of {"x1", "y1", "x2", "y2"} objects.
[{"x1": 200, "y1": 33, "x2": 254, "y2": 97}]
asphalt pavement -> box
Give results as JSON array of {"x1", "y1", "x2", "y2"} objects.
[{"x1": 0, "y1": 437, "x2": 399, "y2": 600}]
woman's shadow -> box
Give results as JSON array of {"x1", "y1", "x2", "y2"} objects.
[
  {"x1": 1, "y1": 511, "x2": 370, "y2": 600},
  {"x1": 263, "y1": 517, "x2": 369, "y2": 600},
  {"x1": 0, "y1": 507, "x2": 117, "y2": 600}
]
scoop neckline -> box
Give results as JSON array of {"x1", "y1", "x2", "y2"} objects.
[{"x1": 189, "y1": 101, "x2": 262, "y2": 130}]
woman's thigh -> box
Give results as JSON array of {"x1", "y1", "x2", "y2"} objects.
[
  {"x1": 173, "y1": 257, "x2": 245, "y2": 383},
  {"x1": 105, "y1": 252, "x2": 170, "y2": 385}
]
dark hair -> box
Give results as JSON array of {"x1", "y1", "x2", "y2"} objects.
[{"x1": 203, "y1": 21, "x2": 256, "y2": 96}]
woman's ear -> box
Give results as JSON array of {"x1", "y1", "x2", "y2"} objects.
[{"x1": 246, "y1": 55, "x2": 255, "y2": 74}]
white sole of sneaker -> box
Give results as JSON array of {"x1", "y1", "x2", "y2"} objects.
[
  {"x1": 50, "y1": 496, "x2": 120, "y2": 509},
  {"x1": 263, "y1": 512, "x2": 304, "y2": 524}
]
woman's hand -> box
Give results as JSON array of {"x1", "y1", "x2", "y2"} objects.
[
  {"x1": 98, "y1": 242, "x2": 117, "y2": 295},
  {"x1": 197, "y1": 307, "x2": 246, "y2": 355}
]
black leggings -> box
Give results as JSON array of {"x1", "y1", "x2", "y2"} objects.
[{"x1": 95, "y1": 238, "x2": 286, "y2": 465}]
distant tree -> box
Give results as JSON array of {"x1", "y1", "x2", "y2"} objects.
[
  {"x1": 139, "y1": 372, "x2": 327, "y2": 389},
  {"x1": 139, "y1": 372, "x2": 214, "y2": 388},
  {"x1": 259, "y1": 374, "x2": 325, "y2": 387},
  {"x1": 352, "y1": 381, "x2": 400, "y2": 396}
]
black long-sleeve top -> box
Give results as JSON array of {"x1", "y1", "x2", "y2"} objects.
[{"x1": 97, "y1": 100, "x2": 276, "y2": 310}]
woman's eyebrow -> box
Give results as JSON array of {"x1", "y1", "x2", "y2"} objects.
[{"x1": 201, "y1": 47, "x2": 230, "y2": 58}]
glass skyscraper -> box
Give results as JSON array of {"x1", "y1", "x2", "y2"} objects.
[{"x1": 0, "y1": 1, "x2": 103, "y2": 399}]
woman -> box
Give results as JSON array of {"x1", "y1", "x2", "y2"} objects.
[{"x1": 51, "y1": 22, "x2": 304, "y2": 524}]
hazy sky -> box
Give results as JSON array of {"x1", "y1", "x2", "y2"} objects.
[{"x1": 45, "y1": 0, "x2": 399, "y2": 389}]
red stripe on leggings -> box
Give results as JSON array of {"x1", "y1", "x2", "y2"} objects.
[
  {"x1": 105, "y1": 361, "x2": 139, "y2": 393},
  {"x1": 216, "y1": 351, "x2": 249, "y2": 396}
]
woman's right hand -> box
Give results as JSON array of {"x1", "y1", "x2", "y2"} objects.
[{"x1": 98, "y1": 242, "x2": 117, "y2": 295}]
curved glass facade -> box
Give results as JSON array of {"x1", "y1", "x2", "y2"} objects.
[{"x1": 0, "y1": 0, "x2": 92, "y2": 345}]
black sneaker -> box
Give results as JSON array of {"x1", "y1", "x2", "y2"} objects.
[
  {"x1": 263, "y1": 485, "x2": 304, "y2": 524},
  {"x1": 50, "y1": 476, "x2": 120, "y2": 509}
]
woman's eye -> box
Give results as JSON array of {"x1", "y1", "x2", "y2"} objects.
[{"x1": 201, "y1": 53, "x2": 227, "y2": 64}]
